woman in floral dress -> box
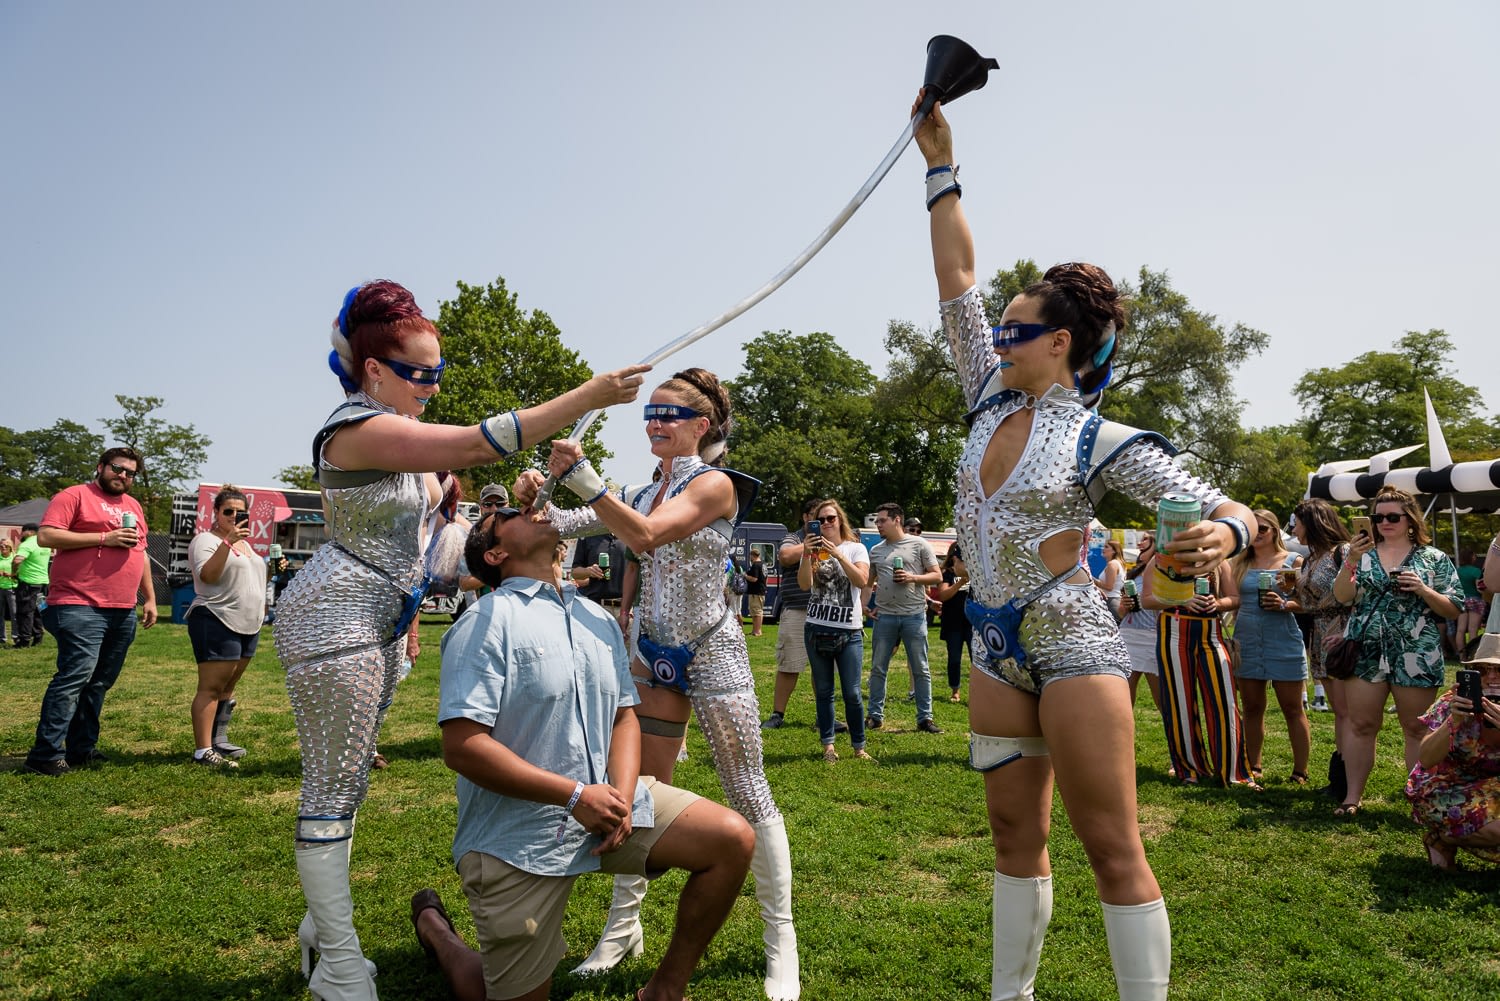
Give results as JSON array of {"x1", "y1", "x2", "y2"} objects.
[{"x1": 1407, "y1": 633, "x2": 1500, "y2": 869}]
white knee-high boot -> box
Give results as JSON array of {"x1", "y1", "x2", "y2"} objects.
[
  {"x1": 991, "y1": 871, "x2": 1052, "y2": 1001},
  {"x1": 749, "y1": 817, "x2": 800, "y2": 1001},
  {"x1": 297, "y1": 840, "x2": 378, "y2": 1001},
  {"x1": 1101, "y1": 898, "x2": 1170, "y2": 1001},
  {"x1": 572, "y1": 874, "x2": 648, "y2": 976}
]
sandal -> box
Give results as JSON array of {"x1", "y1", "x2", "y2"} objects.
[
  {"x1": 853, "y1": 749, "x2": 875, "y2": 762},
  {"x1": 1289, "y1": 771, "x2": 1310, "y2": 786},
  {"x1": 1423, "y1": 829, "x2": 1458, "y2": 871},
  {"x1": 822, "y1": 746, "x2": 838, "y2": 763},
  {"x1": 1333, "y1": 802, "x2": 1360, "y2": 818},
  {"x1": 411, "y1": 888, "x2": 457, "y2": 964}
]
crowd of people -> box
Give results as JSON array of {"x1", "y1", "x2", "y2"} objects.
[{"x1": 8, "y1": 88, "x2": 1499, "y2": 1001}]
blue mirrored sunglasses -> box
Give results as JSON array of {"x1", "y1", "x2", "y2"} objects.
[
  {"x1": 643, "y1": 404, "x2": 701, "y2": 422},
  {"x1": 991, "y1": 323, "x2": 1061, "y2": 350},
  {"x1": 376, "y1": 356, "x2": 446, "y2": 385}
]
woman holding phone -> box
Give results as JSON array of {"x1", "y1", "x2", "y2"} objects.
[
  {"x1": 186, "y1": 485, "x2": 266, "y2": 768},
  {"x1": 916, "y1": 93, "x2": 1256, "y2": 1000},
  {"x1": 276, "y1": 280, "x2": 645, "y2": 1001},
  {"x1": 1330, "y1": 486, "x2": 1462, "y2": 817},
  {"x1": 799, "y1": 498, "x2": 872, "y2": 762}
]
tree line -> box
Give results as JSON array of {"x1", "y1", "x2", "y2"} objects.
[{"x1": 4, "y1": 270, "x2": 1495, "y2": 552}]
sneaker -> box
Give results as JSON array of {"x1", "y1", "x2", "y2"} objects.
[
  {"x1": 193, "y1": 749, "x2": 239, "y2": 769},
  {"x1": 66, "y1": 750, "x2": 109, "y2": 768},
  {"x1": 760, "y1": 711, "x2": 785, "y2": 730},
  {"x1": 833, "y1": 719, "x2": 849, "y2": 734},
  {"x1": 916, "y1": 719, "x2": 944, "y2": 734},
  {"x1": 1310, "y1": 695, "x2": 1330, "y2": 712},
  {"x1": 865, "y1": 715, "x2": 882, "y2": 730},
  {"x1": 22, "y1": 758, "x2": 69, "y2": 777}
]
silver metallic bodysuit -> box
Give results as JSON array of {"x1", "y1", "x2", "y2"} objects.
[
  {"x1": 550, "y1": 454, "x2": 780, "y2": 823},
  {"x1": 274, "y1": 392, "x2": 429, "y2": 843},
  {"x1": 942, "y1": 286, "x2": 1230, "y2": 694}
]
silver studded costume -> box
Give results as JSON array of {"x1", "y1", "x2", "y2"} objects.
[
  {"x1": 941, "y1": 285, "x2": 1229, "y2": 695},
  {"x1": 549, "y1": 453, "x2": 779, "y2": 824},
  {"x1": 274, "y1": 393, "x2": 429, "y2": 844}
]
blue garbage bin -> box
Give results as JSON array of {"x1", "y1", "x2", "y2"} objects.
[{"x1": 171, "y1": 585, "x2": 196, "y2": 625}]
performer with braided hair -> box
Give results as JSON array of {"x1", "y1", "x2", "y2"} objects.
[
  {"x1": 274, "y1": 279, "x2": 646, "y2": 1001},
  {"x1": 915, "y1": 92, "x2": 1256, "y2": 1001},
  {"x1": 514, "y1": 367, "x2": 800, "y2": 1001}
]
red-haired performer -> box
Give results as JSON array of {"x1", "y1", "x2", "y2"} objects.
[{"x1": 274, "y1": 280, "x2": 645, "y2": 1001}]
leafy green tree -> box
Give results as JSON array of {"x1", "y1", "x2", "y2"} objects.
[
  {"x1": 1293, "y1": 330, "x2": 1498, "y2": 467},
  {"x1": 277, "y1": 464, "x2": 319, "y2": 491},
  {"x1": 866, "y1": 320, "x2": 968, "y2": 528},
  {"x1": 1214, "y1": 425, "x2": 1316, "y2": 519},
  {"x1": 423, "y1": 277, "x2": 610, "y2": 501},
  {"x1": 0, "y1": 420, "x2": 104, "y2": 506},
  {"x1": 727, "y1": 331, "x2": 876, "y2": 526},
  {"x1": 99, "y1": 396, "x2": 210, "y2": 528}
]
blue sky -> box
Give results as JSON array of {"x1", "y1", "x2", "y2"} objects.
[{"x1": 3, "y1": 1, "x2": 1495, "y2": 495}]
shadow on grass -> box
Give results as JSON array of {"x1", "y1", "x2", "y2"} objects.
[
  {"x1": 76, "y1": 968, "x2": 307, "y2": 1001},
  {"x1": 1368, "y1": 849, "x2": 1500, "y2": 913}
]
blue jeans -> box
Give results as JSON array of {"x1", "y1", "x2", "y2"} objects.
[
  {"x1": 868, "y1": 612, "x2": 933, "y2": 722},
  {"x1": 806, "y1": 626, "x2": 866, "y2": 749},
  {"x1": 28, "y1": 604, "x2": 137, "y2": 764}
]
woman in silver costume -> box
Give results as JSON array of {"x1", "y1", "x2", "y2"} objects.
[
  {"x1": 274, "y1": 279, "x2": 646, "y2": 1001},
  {"x1": 517, "y1": 367, "x2": 799, "y2": 1001},
  {"x1": 915, "y1": 94, "x2": 1257, "y2": 1001}
]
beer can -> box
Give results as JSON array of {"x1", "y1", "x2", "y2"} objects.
[
  {"x1": 597, "y1": 552, "x2": 610, "y2": 571},
  {"x1": 1122, "y1": 579, "x2": 1138, "y2": 598},
  {"x1": 1194, "y1": 576, "x2": 1211, "y2": 597},
  {"x1": 1259, "y1": 570, "x2": 1275, "y2": 592},
  {"x1": 1156, "y1": 494, "x2": 1201, "y2": 546},
  {"x1": 269, "y1": 543, "x2": 283, "y2": 560},
  {"x1": 891, "y1": 555, "x2": 904, "y2": 571},
  {"x1": 120, "y1": 512, "x2": 136, "y2": 529}
]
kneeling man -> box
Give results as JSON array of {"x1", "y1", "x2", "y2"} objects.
[{"x1": 413, "y1": 506, "x2": 754, "y2": 1001}]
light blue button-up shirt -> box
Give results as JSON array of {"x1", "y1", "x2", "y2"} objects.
[{"x1": 439, "y1": 575, "x2": 652, "y2": 876}]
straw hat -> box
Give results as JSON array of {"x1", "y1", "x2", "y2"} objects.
[{"x1": 1463, "y1": 633, "x2": 1500, "y2": 667}]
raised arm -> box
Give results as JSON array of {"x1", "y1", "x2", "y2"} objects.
[{"x1": 914, "y1": 93, "x2": 975, "y2": 300}]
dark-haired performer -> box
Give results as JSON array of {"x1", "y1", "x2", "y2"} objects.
[
  {"x1": 274, "y1": 279, "x2": 646, "y2": 1001},
  {"x1": 516, "y1": 367, "x2": 799, "y2": 1001},
  {"x1": 916, "y1": 93, "x2": 1255, "y2": 1001}
]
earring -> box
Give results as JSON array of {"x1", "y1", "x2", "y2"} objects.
[{"x1": 374, "y1": 380, "x2": 383, "y2": 398}]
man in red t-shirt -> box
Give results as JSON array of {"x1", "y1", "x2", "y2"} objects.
[{"x1": 22, "y1": 447, "x2": 157, "y2": 776}]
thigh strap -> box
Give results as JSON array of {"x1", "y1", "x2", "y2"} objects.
[
  {"x1": 969, "y1": 731, "x2": 1050, "y2": 772},
  {"x1": 637, "y1": 714, "x2": 688, "y2": 738}
]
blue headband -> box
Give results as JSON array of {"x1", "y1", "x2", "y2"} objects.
[
  {"x1": 644, "y1": 404, "x2": 701, "y2": 422},
  {"x1": 337, "y1": 285, "x2": 361, "y2": 338},
  {"x1": 1092, "y1": 331, "x2": 1116, "y2": 368}
]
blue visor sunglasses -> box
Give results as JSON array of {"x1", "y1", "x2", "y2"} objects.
[
  {"x1": 643, "y1": 404, "x2": 701, "y2": 422},
  {"x1": 376, "y1": 356, "x2": 446, "y2": 385}
]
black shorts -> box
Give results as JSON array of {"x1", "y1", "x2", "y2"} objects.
[{"x1": 188, "y1": 606, "x2": 260, "y2": 663}]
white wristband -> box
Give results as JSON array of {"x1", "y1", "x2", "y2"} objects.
[
  {"x1": 556, "y1": 780, "x2": 585, "y2": 841},
  {"x1": 558, "y1": 457, "x2": 607, "y2": 504},
  {"x1": 926, "y1": 164, "x2": 961, "y2": 210}
]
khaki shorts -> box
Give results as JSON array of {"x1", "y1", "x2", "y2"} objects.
[
  {"x1": 458, "y1": 778, "x2": 699, "y2": 1000},
  {"x1": 747, "y1": 593, "x2": 765, "y2": 617},
  {"x1": 775, "y1": 608, "x2": 809, "y2": 673}
]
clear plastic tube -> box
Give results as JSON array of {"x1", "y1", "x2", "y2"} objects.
[{"x1": 535, "y1": 113, "x2": 925, "y2": 507}]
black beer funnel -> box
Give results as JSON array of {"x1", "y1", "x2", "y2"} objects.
[{"x1": 917, "y1": 35, "x2": 1001, "y2": 118}]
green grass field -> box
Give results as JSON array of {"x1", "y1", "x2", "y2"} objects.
[{"x1": 2, "y1": 614, "x2": 1496, "y2": 1000}]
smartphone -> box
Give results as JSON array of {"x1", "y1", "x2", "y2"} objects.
[
  {"x1": 806, "y1": 520, "x2": 821, "y2": 539},
  {"x1": 1351, "y1": 515, "x2": 1371, "y2": 538},
  {"x1": 1456, "y1": 669, "x2": 1494, "y2": 727},
  {"x1": 235, "y1": 510, "x2": 250, "y2": 527}
]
